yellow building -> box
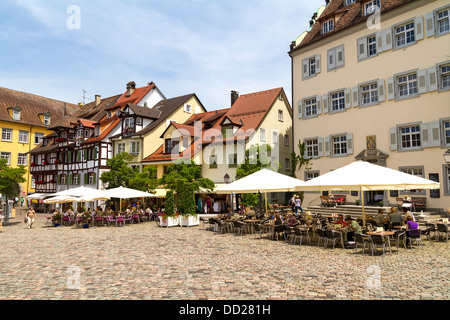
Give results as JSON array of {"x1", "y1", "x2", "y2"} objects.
[
  {"x1": 0, "y1": 86, "x2": 80, "y2": 198},
  {"x1": 289, "y1": 0, "x2": 450, "y2": 211}
]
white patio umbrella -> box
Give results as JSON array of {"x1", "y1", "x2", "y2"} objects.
[
  {"x1": 78, "y1": 189, "x2": 110, "y2": 202},
  {"x1": 50, "y1": 186, "x2": 99, "y2": 197},
  {"x1": 44, "y1": 195, "x2": 80, "y2": 204},
  {"x1": 102, "y1": 187, "x2": 157, "y2": 212},
  {"x1": 294, "y1": 161, "x2": 440, "y2": 224},
  {"x1": 215, "y1": 168, "x2": 307, "y2": 214}
]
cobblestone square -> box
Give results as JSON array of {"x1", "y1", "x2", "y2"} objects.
[{"x1": 0, "y1": 214, "x2": 449, "y2": 300}]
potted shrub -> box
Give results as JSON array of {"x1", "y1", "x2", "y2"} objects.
[
  {"x1": 159, "y1": 190, "x2": 179, "y2": 227},
  {"x1": 178, "y1": 181, "x2": 199, "y2": 227},
  {"x1": 82, "y1": 211, "x2": 91, "y2": 228},
  {"x1": 52, "y1": 212, "x2": 62, "y2": 226}
]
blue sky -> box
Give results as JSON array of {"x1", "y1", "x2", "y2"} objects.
[{"x1": 0, "y1": 0, "x2": 324, "y2": 110}]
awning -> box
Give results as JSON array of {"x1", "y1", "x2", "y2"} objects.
[{"x1": 25, "y1": 193, "x2": 51, "y2": 200}]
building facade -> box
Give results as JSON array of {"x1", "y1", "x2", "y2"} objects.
[
  {"x1": 289, "y1": 0, "x2": 449, "y2": 210},
  {"x1": 0, "y1": 86, "x2": 80, "y2": 198}
]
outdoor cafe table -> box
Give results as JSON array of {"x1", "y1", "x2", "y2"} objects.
[{"x1": 366, "y1": 231, "x2": 395, "y2": 254}]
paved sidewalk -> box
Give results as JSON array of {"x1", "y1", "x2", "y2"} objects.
[{"x1": 0, "y1": 214, "x2": 448, "y2": 300}]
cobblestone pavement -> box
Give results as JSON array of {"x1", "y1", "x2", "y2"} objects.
[{"x1": 0, "y1": 214, "x2": 449, "y2": 300}]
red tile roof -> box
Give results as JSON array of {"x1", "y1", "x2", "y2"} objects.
[
  {"x1": 82, "y1": 118, "x2": 121, "y2": 144},
  {"x1": 106, "y1": 83, "x2": 156, "y2": 110},
  {"x1": 290, "y1": 0, "x2": 416, "y2": 52}
]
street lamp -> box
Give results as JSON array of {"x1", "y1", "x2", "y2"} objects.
[{"x1": 444, "y1": 149, "x2": 450, "y2": 164}]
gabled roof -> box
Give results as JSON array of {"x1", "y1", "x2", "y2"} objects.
[
  {"x1": 124, "y1": 104, "x2": 161, "y2": 119},
  {"x1": 134, "y1": 93, "x2": 204, "y2": 136},
  {"x1": 82, "y1": 118, "x2": 121, "y2": 145},
  {"x1": 290, "y1": 0, "x2": 416, "y2": 53},
  {"x1": 0, "y1": 86, "x2": 80, "y2": 128},
  {"x1": 106, "y1": 82, "x2": 163, "y2": 110},
  {"x1": 70, "y1": 119, "x2": 97, "y2": 128},
  {"x1": 74, "y1": 94, "x2": 122, "y2": 123}
]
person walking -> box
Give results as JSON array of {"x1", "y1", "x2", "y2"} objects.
[
  {"x1": 294, "y1": 196, "x2": 303, "y2": 215},
  {"x1": 26, "y1": 206, "x2": 36, "y2": 229}
]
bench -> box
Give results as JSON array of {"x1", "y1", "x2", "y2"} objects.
[
  {"x1": 411, "y1": 197, "x2": 426, "y2": 211},
  {"x1": 321, "y1": 195, "x2": 346, "y2": 207}
]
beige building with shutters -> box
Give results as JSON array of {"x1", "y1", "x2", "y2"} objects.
[{"x1": 289, "y1": 0, "x2": 450, "y2": 211}]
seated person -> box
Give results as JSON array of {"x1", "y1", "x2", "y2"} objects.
[
  {"x1": 334, "y1": 214, "x2": 347, "y2": 227},
  {"x1": 388, "y1": 207, "x2": 403, "y2": 229},
  {"x1": 405, "y1": 215, "x2": 419, "y2": 244},
  {"x1": 345, "y1": 217, "x2": 362, "y2": 242},
  {"x1": 402, "y1": 207, "x2": 415, "y2": 222},
  {"x1": 374, "y1": 209, "x2": 388, "y2": 230},
  {"x1": 287, "y1": 213, "x2": 298, "y2": 227}
]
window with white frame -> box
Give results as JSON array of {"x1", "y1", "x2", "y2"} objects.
[
  {"x1": 364, "y1": 0, "x2": 380, "y2": 16},
  {"x1": 278, "y1": 110, "x2": 283, "y2": 122},
  {"x1": 305, "y1": 171, "x2": 319, "y2": 181},
  {"x1": 61, "y1": 175, "x2": 66, "y2": 185},
  {"x1": 260, "y1": 129, "x2": 266, "y2": 142},
  {"x1": 1, "y1": 152, "x2": 11, "y2": 165},
  {"x1": 395, "y1": 21, "x2": 415, "y2": 48},
  {"x1": 332, "y1": 135, "x2": 347, "y2": 156},
  {"x1": 43, "y1": 114, "x2": 51, "y2": 125},
  {"x1": 330, "y1": 91, "x2": 345, "y2": 111},
  {"x1": 184, "y1": 104, "x2": 192, "y2": 113},
  {"x1": 302, "y1": 55, "x2": 321, "y2": 80},
  {"x1": 88, "y1": 173, "x2": 95, "y2": 184},
  {"x1": 18, "y1": 130, "x2": 29, "y2": 143},
  {"x1": 437, "y1": 8, "x2": 450, "y2": 35},
  {"x1": 2, "y1": 128, "x2": 12, "y2": 141},
  {"x1": 77, "y1": 129, "x2": 83, "y2": 138},
  {"x1": 308, "y1": 57, "x2": 316, "y2": 76},
  {"x1": 443, "y1": 120, "x2": 450, "y2": 146},
  {"x1": 400, "y1": 124, "x2": 421, "y2": 150},
  {"x1": 322, "y1": 19, "x2": 334, "y2": 34},
  {"x1": 31, "y1": 176, "x2": 36, "y2": 189},
  {"x1": 304, "y1": 98, "x2": 317, "y2": 117},
  {"x1": 136, "y1": 118, "x2": 142, "y2": 126},
  {"x1": 130, "y1": 141, "x2": 140, "y2": 154},
  {"x1": 272, "y1": 131, "x2": 278, "y2": 144},
  {"x1": 397, "y1": 72, "x2": 418, "y2": 97},
  {"x1": 439, "y1": 64, "x2": 450, "y2": 90},
  {"x1": 12, "y1": 109, "x2": 21, "y2": 120},
  {"x1": 305, "y1": 139, "x2": 319, "y2": 158},
  {"x1": 73, "y1": 174, "x2": 79, "y2": 185},
  {"x1": 367, "y1": 35, "x2": 377, "y2": 57},
  {"x1": 361, "y1": 82, "x2": 379, "y2": 105},
  {"x1": 18, "y1": 153, "x2": 27, "y2": 166},
  {"x1": 400, "y1": 166, "x2": 425, "y2": 195},
  {"x1": 124, "y1": 117, "x2": 134, "y2": 129},
  {"x1": 116, "y1": 143, "x2": 125, "y2": 155},
  {"x1": 345, "y1": 0, "x2": 356, "y2": 5}
]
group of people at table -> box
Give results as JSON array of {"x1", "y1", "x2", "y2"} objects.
[
  {"x1": 51, "y1": 205, "x2": 156, "y2": 225},
  {"x1": 261, "y1": 205, "x2": 421, "y2": 245}
]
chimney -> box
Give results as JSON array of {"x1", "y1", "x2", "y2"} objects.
[
  {"x1": 126, "y1": 81, "x2": 136, "y2": 97},
  {"x1": 95, "y1": 95, "x2": 101, "y2": 107},
  {"x1": 231, "y1": 90, "x2": 239, "y2": 106}
]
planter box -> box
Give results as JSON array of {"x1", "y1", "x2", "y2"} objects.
[
  {"x1": 180, "y1": 215, "x2": 199, "y2": 227},
  {"x1": 159, "y1": 216, "x2": 179, "y2": 228}
]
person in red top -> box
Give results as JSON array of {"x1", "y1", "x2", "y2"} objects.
[{"x1": 334, "y1": 214, "x2": 347, "y2": 227}]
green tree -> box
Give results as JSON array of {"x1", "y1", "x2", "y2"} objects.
[
  {"x1": 236, "y1": 144, "x2": 277, "y2": 207},
  {"x1": 290, "y1": 140, "x2": 313, "y2": 203},
  {"x1": 100, "y1": 152, "x2": 135, "y2": 189},
  {"x1": 0, "y1": 159, "x2": 27, "y2": 220},
  {"x1": 129, "y1": 165, "x2": 160, "y2": 193},
  {"x1": 161, "y1": 160, "x2": 215, "y2": 215}
]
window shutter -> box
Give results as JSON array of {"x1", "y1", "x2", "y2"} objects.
[
  {"x1": 68, "y1": 151, "x2": 72, "y2": 163},
  {"x1": 421, "y1": 122, "x2": 430, "y2": 148},
  {"x1": 429, "y1": 121, "x2": 441, "y2": 147},
  {"x1": 383, "y1": 28, "x2": 393, "y2": 51},
  {"x1": 297, "y1": 100, "x2": 303, "y2": 119},
  {"x1": 315, "y1": 54, "x2": 321, "y2": 73},
  {"x1": 93, "y1": 173, "x2": 97, "y2": 183},
  {"x1": 428, "y1": 66, "x2": 438, "y2": 91},
  {"x1": 84, "y1": 173, "x2": 88, "y2": 184},
  {"x1": 93, "y1": 147, "x2": 98, "y2": 160},
  {"x1": 327, "y1": 49, "x2": 336, "y2": 71},
  {"x1": 389, "y1": 127, "x2": 398, "y2": 151},
  {"x1": 336, "y1": 45, "x2": 345, "y2": 68},
  {"x1": 346, "y1": 133, "x2": 353, "y2": 155},
  {"x1": 418, "y1": 69, "x2": 428, "y2": 94},
  {"x1": 57, "y1": 175, "x2": 60, "y2": 184},
  {"x1": 352, "y1": 86, "x2": 359, "y2": 107},
  {"x1": 68, "y1": 173, "x2": 73, "y2": 185},
  {"x1": 318, "y1": 137, "x2": 324, "y2": 157},
  {"x1": 303, "y1": 139, "x2": 312, "y2": 160},
  {"x1": 77, "y1": 174, "x2": 81, "y2": 185},
  {"x1": 425, "y1": 12, "x2": 435, "y2": 37},
  {"x1": 378, "y1": 79, "x2": 386, "y2": 102},
  {"x1": 415, "y1": 16, "x2": 424, "y2": 41},
  {"x1": 357, "y1": 37, "x2": 367, "y2": 61},
  {"x1": 322, "y1": 94, "x2": 329, "y2": 113},
  {"x1": 302, "y1": 59, "x2": 309, "y2": 79},
  {"x1": 387, "y1": 77, "x2": 395, "y2": 100},
  {"x1": 376, "y1": 31, "x2": 384, "y2": 53},
  {"x1": 344, "y1": 88, "x2": 351, "y2": 109},
  {"x1": 84, "y1": 149, "x2": 88, "y2": 161},
  {"x1": 324, "y1": 137, "x2": 330, "y2": 157},
  {"x1": 316, "y1": 95, "x2": 322, "y2": 114}
]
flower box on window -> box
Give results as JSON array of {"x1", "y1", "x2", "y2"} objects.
[
  {"x1": 55, "y1": 138, "x2": 66, "y2": 143},
  {"x1": 43, "y1": 160, "x2": 49, "y2": 165}
]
